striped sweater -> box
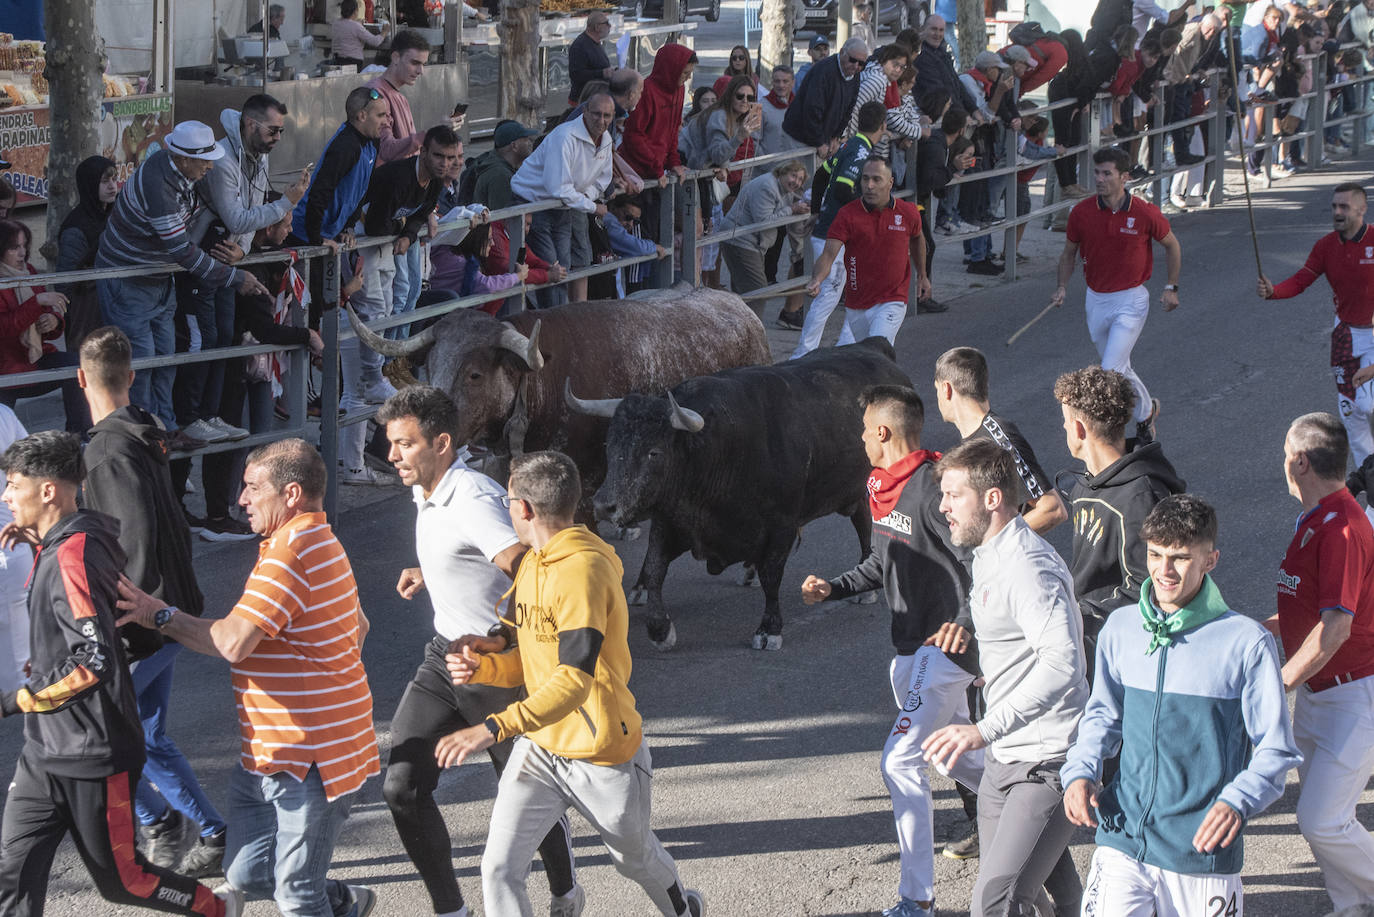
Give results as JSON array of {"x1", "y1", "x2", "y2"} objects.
[
  {"x1": 229, "y1": 512, "x2": 379, "y2": 800},
  {"x1": 95, "y1": 150, "x2": 242, "y2": 289}
]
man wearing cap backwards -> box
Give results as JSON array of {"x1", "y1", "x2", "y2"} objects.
[{"x1": 95, "y1": 121, "x2": 270, "y2": 451}]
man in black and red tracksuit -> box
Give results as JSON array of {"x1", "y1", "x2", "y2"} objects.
[
  {"x1": 1259, "y1": 182, "x2": 1374, "y2": 471},
  {"x1": 800, "y1": 385, "x2": 977, "y2": 917},
  {"x1": 0, "y1": 431, "x2": 228, "y2": 917}
]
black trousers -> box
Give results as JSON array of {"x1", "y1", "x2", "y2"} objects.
[
  {"x1": 382, "y1": 637, "x2": 576, "y2": 913},
  {"x1": 0, "y1": 752, "x2": 222, "y2": 916}
]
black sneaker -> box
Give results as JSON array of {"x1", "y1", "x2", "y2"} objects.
[
  {"x1": 142, "y1": 810, "x2": 190, "y2": 870},
  {"x1": 916, "y1": 299, "x2": 948, "y2": 314},
  {"x1": 200, "y1": 516, "x2": 258, "y2": 542},
  {"x1": 774, "y1": 309, "x2": 805, "y2": 331},
  {"x1": 1135, "y1": 398, "x2": 1161, "y2": 446},
  {"x1": 942, "y1": 828, "x2": 980, "y2": 860},
  {"x1": 179, "y1": 831, "x2": 226, "y2": 878},
  {"x1": 966, "y1": 259, "x2": 1003, "y2": 276},
  {"x1": 1129, "y1": 164, "x2": 1149, "y2": 180}
]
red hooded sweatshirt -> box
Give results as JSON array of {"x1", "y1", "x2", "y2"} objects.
[{"x1": 621, "y1": 43, "x2": 696, "y2": 180}]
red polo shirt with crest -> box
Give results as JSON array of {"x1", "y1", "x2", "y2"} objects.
[
  {"x1": 826, "y1": 196, "x2": 923, "y2": 311},
  {"x1": 1066, "y1": 193, "x2": 1172, "y2": 293},
  {"x1": 1271, "y1": 225, "x2": 1374, "y2": 326}
]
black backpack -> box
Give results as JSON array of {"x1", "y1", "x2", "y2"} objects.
[{"x1": 1009, "y1": 20, "x2": 1047, "y2": 46}]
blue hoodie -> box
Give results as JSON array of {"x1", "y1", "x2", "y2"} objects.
[
  {"x1": 1062, "y1": 576, "x2": 1301, "y2": 876},
  {"x1": 291, "y1": 122, "x2": 378, "y2": 243}
]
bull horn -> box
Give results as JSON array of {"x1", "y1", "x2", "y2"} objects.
[
  {"x1": 346, "y1": 305, "x2": 437, "y2": 360},
  {"x1": 497, "y1": 319, "x2": 545, "y2": 372},
  {"x1": 564, "y1": 379, "x2": 622, "y2": 418},
  {"x1": 667, "y1": 391, "x2": 705, "y2": 433}
]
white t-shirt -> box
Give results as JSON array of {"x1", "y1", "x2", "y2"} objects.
[{"x1": 413, "y1": 458, "x2": 522, "y2": 641}]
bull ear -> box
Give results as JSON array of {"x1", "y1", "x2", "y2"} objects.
[
  {"x1": 667, "y1": 391, "x2": 705, "y2": 433},
  {"x1": 564, "y1": 379, "x2": 622, "y2": 418},
  {"x1": 496, "y1": 319, "x2": 545, "y2": 372}
]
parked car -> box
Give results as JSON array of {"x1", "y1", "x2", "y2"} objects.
[
  {"x1": 627, "y1": 0, "x2": 721, "y2": 23},
  {"x1": 796, "y1": 0, "x2": 926, "y2": 39}
]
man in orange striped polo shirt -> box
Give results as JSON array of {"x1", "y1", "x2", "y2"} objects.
[{"x1": 118, "y1": 439, "x2": 381, "y2": 917}]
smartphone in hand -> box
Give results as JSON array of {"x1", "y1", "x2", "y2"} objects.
[{"x1": 515, "y1": 246, "x2": 527, "y2": 265}]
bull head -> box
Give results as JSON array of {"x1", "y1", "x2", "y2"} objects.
[
  {"x1": 564, "y1": 380, "x2": 622, "y2": 418},
  {"x1": 497, "y1": 319, "x2": 545, "y2": 372},
  {"x1": 346, "y1": 305, "x2": 438, "y2": 361}
]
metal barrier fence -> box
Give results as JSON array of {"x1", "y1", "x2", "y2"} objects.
[{"x1": 1, "y1": 49, "x2": 1371, "y2": 519}]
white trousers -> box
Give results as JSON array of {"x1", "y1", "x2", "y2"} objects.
[
  {"x1": 1085, "y1": 285, "x2": 1152, "y2": 424},
  {"x1": 1293, "y1": 676, "x2": 1374, "y2": 910},
  {"x1": 881, "y1": 646, "x2": 981, "y2": 903},
  {"x1": 791, "y1": 237, "x2": 849, "y2": 359},
  {"x1": 482, "y1": 738, "x2": 684, "y2": 917},
  {"x1": 845, "y1": 300, "x2": 906, "y2": 347},
  {"x1": 1080, "y1": 845, "x2": 1244, "y2": 917},
  {"x1": 1334, "y1": 317, "x2": 1374, "y2": 465},
  {"x1": 0, "y1": 543, "x2": 28, "y2": 693}
]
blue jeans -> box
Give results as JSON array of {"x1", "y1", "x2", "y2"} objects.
[
  {"x1": 97, "y1": 275, "x2": 177, "y2": 429},
  {"x1": 963, "y1": 234, "x2": 992, "y2": 262},
  {"x1": 526, "y1": 206, "x2": 573, "y2": 308},
  {"x1": 130, "y1": 643, "x2": 227, "y2": 835},
  {"x1": 225, "y1": 764, "x2": 357, "y2": 916},
  {"x1": 386, "y1": 243, "x2": 424, "y2": 341}
]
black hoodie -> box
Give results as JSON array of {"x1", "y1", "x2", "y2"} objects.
[
  {"x1": 1059, "y1": 442, "x2": 1186, "y2": 630},
  {"x1": 83, "y1": 404, "x2": 204, "y2": 662},
  {"x1": 0, "y1": 511, "x2": 145, "y2": 778}
]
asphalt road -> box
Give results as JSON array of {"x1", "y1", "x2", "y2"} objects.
[{"x1": 6, "y1": 12, "x2": 1374, "y2": 911}]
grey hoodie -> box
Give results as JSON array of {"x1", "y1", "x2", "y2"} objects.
[
  {"x1": 189, "y1": 108, "x2": 293, "y2": 251},
  {"x1": 970, "y1": 515, "x2": 1089, "y2": 764}
]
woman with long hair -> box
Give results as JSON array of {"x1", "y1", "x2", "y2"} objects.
[
  {"x1": 682, "y1": 73, "x2": 762, "y2": 196},
  {"x1": 712, "y1": 44, "x2": 757, "y2": 96}
]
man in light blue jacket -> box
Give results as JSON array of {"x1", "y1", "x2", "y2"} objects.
[{"x1": 1061, "y1": 493, "x2": 1301, "y2": 916}]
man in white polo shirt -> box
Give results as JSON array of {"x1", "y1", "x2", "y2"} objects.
[{"x1": 377, "y1": 386, "x2": 581, "y2": 917}]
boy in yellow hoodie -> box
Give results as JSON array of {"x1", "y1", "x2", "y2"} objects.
[{"x1": 439, "y1": 451, "x2": 704, "y2": 917}]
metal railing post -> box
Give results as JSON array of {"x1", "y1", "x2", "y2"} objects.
[
  {"x1": 1312, "y1": 52, "x2": 1327, "y2": 169},
  {"x1": 656, "y1": 179, "x2": 676, "y2": 289},
  {"x1": 1206, "y1": 70, "x2": 1225, "y2": 208},
  {"x1": 1001, "y1": 122, "x2": 1017, "y2": 284},
  {"x1": 502, "y1": 213, "x2": 525, "y2": 317},
  {"x1": 289, "y1": 256, "x2": 310, "y2": 427},
  {"x1": 321, "y1": 248, "x2": 342, "y2": 522},
  {"x1": 804, "y1": 149, "x2": 818, "y2": 275},
  {"x1": 680, "y1": 177, "x2": 700, "y2": 287},
  {"x1": 1151, "y1": 80, "x2": 1167, "y2": 207}
]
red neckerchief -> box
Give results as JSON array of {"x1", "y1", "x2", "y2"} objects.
[
  {"x1": 866, "y1": 450, "x2": 940, "y2": 520},
  {"x1": 884, "y1": 80, "x2": 900, "y2": 109},
  {"x1": 764, "y1": 90, "x2": 790, "y2": 109}
]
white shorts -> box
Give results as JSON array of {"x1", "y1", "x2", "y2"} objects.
[{"x1": 1080, "y1": 845, "x2": 1243, "y2": 917}]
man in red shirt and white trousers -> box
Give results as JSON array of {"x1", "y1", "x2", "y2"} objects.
[
  {"x1": 806, "y1": 158, "x2": 930, "y2": 346},
  {"x1": 1258, "y1": 183, "x2": 1374, "y2": 466},
  {"x1": 1051, "y1": 147, "x2": 1182, "y2": 446},
  {"x1": 1270, "y1": 412, "x2": 1374, "y2": 911}
]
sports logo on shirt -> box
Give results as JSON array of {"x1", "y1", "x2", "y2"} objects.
[
  {"x1": 1277, "y1": 567, "x2": 1300, "y2": 595},
  {"x1": 1126, "y1": 217, "x2": 1136, "y2": 229},
  {"x1": 894, "y1": 213, "x2": 903, "y2": 226},
  {"x1": 876, "y1": 510, "x2": 912, "y2": 535},
  {"x1": 1366, "y1": 246, "x2": 1373, "y2": 258}
]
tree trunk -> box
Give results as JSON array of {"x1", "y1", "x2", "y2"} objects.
[
  {"x1": 955, "y1": 0, "x2": 986, "y2": 72},
  {"x1": 41, "y1": 0, "x2": 106, "y2": 266},
  {"x1": 759, "y1": 0, "x2": 795, "y2": 84},
  {"x1": 500, "y1": 0, "x2": 544, "y2": 130}
]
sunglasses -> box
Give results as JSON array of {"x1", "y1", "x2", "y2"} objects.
[
  {"x1": 259, "y1": 123, "x2": 285, "y2": 136},
  {"x1": 736, "y1": 92, "x2": 756, "y2": 101},
  {"x1": 845, "y1": 54, "x2": 868, "y2": 66},
  {"x1": 366, "y1": 88, "x2": 381, "y2": 101}
]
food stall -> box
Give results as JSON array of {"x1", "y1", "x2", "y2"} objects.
[
  {"x1": 174, "y1": 0, "x2": 466, "y2": 182},
  {"x1": 0, "y1": 0, "x2": 176, "y2": 206}
]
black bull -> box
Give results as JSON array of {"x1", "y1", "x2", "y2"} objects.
[{"x1": 569, "y1": 337, "x2": 913, "y2": 650}]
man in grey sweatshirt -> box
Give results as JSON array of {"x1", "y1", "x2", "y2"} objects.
[{"x1": 923, "y1": 437, "x2": 1089, "y2": 917}]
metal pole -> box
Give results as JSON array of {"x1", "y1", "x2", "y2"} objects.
[
  {"x1": 321, "y1": 250, "x2": 342, "y2": 522},
  {"x1": 262, "y1": 0, "x2": 270, "y2": 87},
  {"x1": 1150, "y1": 80, "x2": 1166, "y2": 207},
  {"x1": 1206, "y1": 69, "x2": 1224, "y2": 208},
  {"x1": 681, "y1": 177, "x2": 699, "y2": 286},
  {"x1": 1311, "y1": 51, "x2": 1327, "y2": 171},
  {"x1": 1001, "y1": 122, "x2": 1017, "y2": 283},
  {"x1": 656, "y1": 180, "x2": 675, "y2": 289},
  {"x1": 836, "y1": 0, "x2": 851, "y2": 46},
  {"x1": 501, "y1": 214, "x2": 526, "y2": 316}
]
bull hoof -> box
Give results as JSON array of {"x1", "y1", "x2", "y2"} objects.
[
  {"x1": 649, "y1": 622, "x2": 677, "y2": 652},
  {"x1": 627, "y1": 586, "x2": 648, "y2": 606},
  {"x1": 617, "y1": 525, "x2": 643, "y2": 542},
  {"x1": 738, "y1": 564, "x2": 757, "y2": 587},
  {"x1": 750, "y1": 632, "x2": 783, "y2": 651},
  {"x1": 850, "y1": 592, "x2": 878, "y2": 605}
]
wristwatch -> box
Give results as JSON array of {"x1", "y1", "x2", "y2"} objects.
[
  {"x1": 484, "y1": 717, "x2": 501, "y2": 740},
  {"x1": 1163, "y1": 284, "x2": 1179, "y2": 293},
  {"x1": 154, "y1": 606, "x2": 176, "y2": 630}
]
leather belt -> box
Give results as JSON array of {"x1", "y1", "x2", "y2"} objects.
[{"x1": 1308, "y1": 663, "x2": 1374, "y2": 692}]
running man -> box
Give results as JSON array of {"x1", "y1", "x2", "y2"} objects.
[
  {"x1": 1272, "y1": 412, "x2": 1374, "y2": 910},
  {"x1": 1062, "y1": 494, "x2": 1300, "y2": 916},
  {"x1": 800, "y1": 385, "x2": 977, "y2": 917},
  {"x1": 1050, "y1": 146, "x2": 1182, "y2": 446},
  {"x1": 1258, "y1": 183, "x2": 1374, "y2": 463}
]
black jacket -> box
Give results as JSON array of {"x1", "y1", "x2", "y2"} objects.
[
  {"x1": 826, "y1": 457, "x2": 978, "y2": 672},
  {"x1": 568, "y1": 31, "x2": 611, "y2": 104},
  {"x1": 1060, "y1": 442, "x2": 1186, "y2": 627},
  {"x1": 783, "y1": 56, "x2": 860, "y2": 148},
  {"x1": 913, "y1": 41, "x2": 979, "y2": 116},
  {"x1": 916, "y1": 133, "x2": 953, "y2": 200},
  {"x1": 361, "y1": 156, "x2": 442, "y2": 243},
  {"x1": 84, "y1": 404, "x2": 204, "y2": 659},
  {"x1": 0, "y1": 511, "x2": 144, "y2": 778}
]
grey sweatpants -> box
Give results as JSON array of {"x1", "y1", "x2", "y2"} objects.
[
  {"x1": 721, "y1": 242, "x2": 770, "y2": 315},
  {"x1": 482, "y1": 738, "x2": 685, "y2": 917},
  {"x1": 973, "y1": 756, "x2": 1081, "y2": 917}
]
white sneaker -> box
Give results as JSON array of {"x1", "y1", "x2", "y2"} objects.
[
  {"x1": 206, "y1": 416, "x2": 250, "y2": 441},
  {"x1": 550, "y1": 884, "x2": 585, "y2": 917},
  {"x1": 213, "y1": 885, "x2": 244, "y2": 917},
  {"x1": 338, "y1": 465, "x2": 400, "y2": 486},
  {"x1": 361, "y1": 379, "x2": 398, "y2": 405},
  {"x1": 182, "y1": 418, "x2": 230, "y2": 444}
]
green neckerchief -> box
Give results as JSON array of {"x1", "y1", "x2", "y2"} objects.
[{"x1": 1138, "y1": 574, "x2": 1229, "y2": 655}]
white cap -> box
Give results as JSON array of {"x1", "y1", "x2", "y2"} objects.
[{"x1": 165, "y1": 121, "x2": 224, "y2": 161}]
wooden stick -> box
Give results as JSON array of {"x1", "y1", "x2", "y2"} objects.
[{"x1": 1006, "y1": 302, "x2": 1059, "y2": 347}]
